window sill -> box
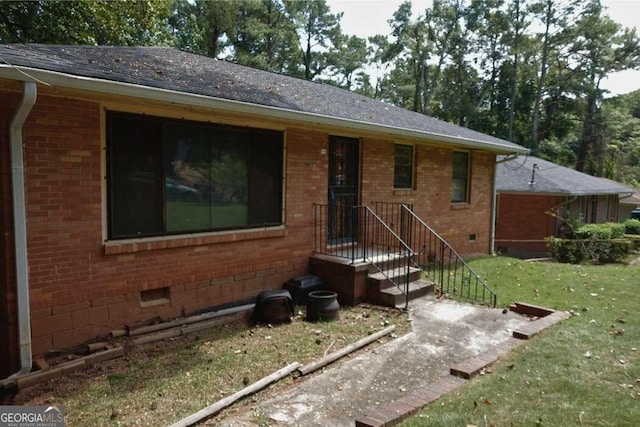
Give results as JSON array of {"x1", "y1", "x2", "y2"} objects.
[
  {"x1": 104, "y1": 226, "x2": 287, "y2": 255},
  {"x1": 450, "y1": 203, "x2": 471, "y2": 210}
]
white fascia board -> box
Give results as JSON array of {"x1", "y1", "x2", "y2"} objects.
[
  {"x1": 0, "y1": 65, "x2": 529, "y2": 154},
  {"x1": 497, "y1": 189, "x2": 633, "y2": 196}
]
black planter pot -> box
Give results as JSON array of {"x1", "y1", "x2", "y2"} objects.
[{"x1": 306, "y1": 290, "x2": 340, "y2": 322}]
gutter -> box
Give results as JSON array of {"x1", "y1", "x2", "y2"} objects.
[
  {"x1": 0, "y1": 66, "x2": 529, "y2": 155},
  {"x1": 491, "y1": 154, "x2": 521, "y2": 255},
  {"x1": 8, "y1": 81, "x2": 37, "y2": 377}
]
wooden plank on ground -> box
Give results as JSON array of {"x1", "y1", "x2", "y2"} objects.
[
  {"x1": 297, "y1": 325, "x2": 396, "y2": 376},
  {"x1": 169, "y1": 362, "x2": 301, "y2": 427}
]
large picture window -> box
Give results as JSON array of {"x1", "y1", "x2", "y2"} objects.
[
  {"x1": 394, "y1": 144, "x2": 414, "y2": 189},
  {"x1": 107, "y1": 112, "x2": 283, "y2": 239},
  {"x1": 451, "y1": 151, "x2": 470, "y2": 203}
]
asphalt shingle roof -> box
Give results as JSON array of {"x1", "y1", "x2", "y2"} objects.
[
  {"x1": 496, "y1": 155, "x2": 633, "y2": 196},
  {"x1": 0, "y1": 44, "x2": 526, "y2": 153}
]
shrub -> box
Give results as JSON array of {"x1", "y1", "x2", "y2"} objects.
[
  {"x1": 576, "y1": 222, "x2": 625, "y2": 240},
  {"x1": 626, "y1": 235, "x2": 640, "y2": 250},
  {"x1": 589, "y1": 239, "x2": 632, "y2": 263},
  {"x1": 623, "y1": 218, "x2": 640, "y2": 235},
  {"x1": 546, "y1": 237, "x2": 583, "y2": 264},
  {"x1": 609, "y1": 223, "x2": 626, "y2": 239},
  {"x1": 546, "y1": 237, "x2": 631, "y2": 264},
  {"x1": 555, "y1": 211, "x2": 583, "y2": 239},
  {"x1": 576, "y1": 224, "x2": 611, "y2": 240},
  {"x1": 548, "y1": 213, "x2": 632, "y2": 264}
]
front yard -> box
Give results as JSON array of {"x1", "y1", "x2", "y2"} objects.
[
  {"x1": 12, "y1": 305, "x2": 410, "y2": 426},
  {"x1": 10, "y1": 256, "x2": 639, "y2": 426},
  {"x1": 402, "y1": 257, "x2": 639, "y2": 426}
]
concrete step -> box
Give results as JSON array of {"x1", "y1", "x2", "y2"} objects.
[
  {"x1": 368, "y1": 267, "x2": 422, "y2": 290},
  {"x1": 376, "y1": 279, "x2": 434, "y2": 307},
  {"x1": 364, "y1": 251, "x2": 413, "y2": 273}
]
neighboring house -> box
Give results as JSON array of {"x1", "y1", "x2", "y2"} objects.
[
  {"x1": 619, "y1": 190, "x2": 640, "y2": 220},
  {"x1": 495, "y1": 155, "x2": 633, "y2": 258},
  {"x1": 0, "y1": 44, "x2": 527, "y2": 378}
]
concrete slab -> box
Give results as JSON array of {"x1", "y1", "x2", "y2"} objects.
[{"x1": 216, "y1": 295, "x2": 530, "y2": 427}]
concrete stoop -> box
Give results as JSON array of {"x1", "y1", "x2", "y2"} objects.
[
  {"x1": 367, "y1": 264, "x2": 435, "y2": 307},
  {"x1": 378, "y1": 279, "x2": 435, "y2": 307},
  {"x1": 354, "y1": 303, "x2": 571, "y2": 427}
]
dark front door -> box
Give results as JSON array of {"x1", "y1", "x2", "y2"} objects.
[{"x1": 328, "y1": 136, "x2": 359, "y2": 243}]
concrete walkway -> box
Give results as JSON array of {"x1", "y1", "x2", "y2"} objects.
[{"x1": 216, "y1": 295, "x2": 531, "y2": 426}]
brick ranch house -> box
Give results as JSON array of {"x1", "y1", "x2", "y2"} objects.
[
  {"x1": 495, "y1": 155, "x2": 633, "y2": 258},
  {"x1": 0, "y1": 44, "x2": 527, "y2": 378}
]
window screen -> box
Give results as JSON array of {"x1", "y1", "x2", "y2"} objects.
[
  {"x1": 451, "y1": 151, "x2": 469, "y2": 203},
  {"x1": 394, "y1": 144, "x2": 414, "y2": 189},
  {"x1": 107, "y1": 112, "x2": 283, "y2": 239}
]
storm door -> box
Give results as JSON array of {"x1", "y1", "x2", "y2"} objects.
[{"x1": 328, "y1": 136, "x2": 359, "y2": 244}]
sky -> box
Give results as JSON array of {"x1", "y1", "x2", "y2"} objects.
[{"x1": 326, "y1": 0, "x2": 640, "y2": 97}]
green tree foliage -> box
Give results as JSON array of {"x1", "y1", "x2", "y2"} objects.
[
  {"x1": 529, "y1": 0, "x2": 580, "y2": 149},
  {"x1": 601, "y1": 90, "x2": 640, "y2": 184},
  {"x1": 2, "y1": 0, "x2": 639, "y2": 186},
  {"x1": 569, "y1": 0, "x2": 640, "y2": 174},
  {"x1": 169, "y1": 0, "x2": 358, "y2": 82},
  {"x1": 366, "y1": 34, "x2": 395, "y2": 99},
  {"x1": 230, "y1": 0, "x2": 299, "y2": 74},
  {"x1": 283, "y1": 0, "x2": 343, "y2": 80},
  {"x1": 0, "y1": 0, "x2": 172, "y2": 45},
  {"x1": 378, "y1": 0, "x2": 467, "y2": 115},
  {"x1": 378, "y1": 1, "x2": 425, "y2": 111},
  {"x1": 375, "y1": 0, "x2": 639, "y2": 182},
  {"x1": 169, "y1": 0, "x2": 242, "y2": 57},
  {"x1": 325, "y1": 33, "x2": 369, "y2": 91}
]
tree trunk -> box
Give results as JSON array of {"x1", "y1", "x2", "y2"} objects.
[
  {"x1": 208, "y1": 28, "x2": 221, "y2": 57},
  {"x1": 532, "y1": 0, "x2": 552, "y2": 149},
  {"x1": 508, "y1": 0, "x2": 521, "y2": 142},
  {"x1": 576, "y1": 91, "x2": 597, "y2": 172},
  {"x1": 304, "y1": 28, "x2": 312, "y2": 80}
]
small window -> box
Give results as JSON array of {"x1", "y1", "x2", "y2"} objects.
[
  {"x1": 394, "y1": 144, "x2": 414, "y2": 189},
  {"x1": 451, "y1": 151, "x2": 469, "y2": 203}
]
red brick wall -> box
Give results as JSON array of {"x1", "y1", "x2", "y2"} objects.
[
  {"x1": 361, "y1": 138, "x2": 495, "y2": 254},
  {"x1": 496, "y1": 193, "x2": 562, "y2": 254},
  {"x1": 0, "y1": 88, "x2": 498, "y2": 369},
  {"x1": 0, "y1": 93, "x2": 325, "y2": 360}
]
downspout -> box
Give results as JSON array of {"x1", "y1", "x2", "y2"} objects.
[
  {"x1": 8, "y1": 81, "x2": 37, "y2": 377},
  {"x1": 491, "y1": 154, "x2": 519, "y2": 255}
]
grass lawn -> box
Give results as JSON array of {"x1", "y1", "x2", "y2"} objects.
[
  {"x1": 13, "y1": 305, "x2": 409, "y2": 426},
  {"x1": 402, "y1": 256, "x2": 639, "y2": 427}
]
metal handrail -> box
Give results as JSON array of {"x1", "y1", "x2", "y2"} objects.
[
  {"x1": 313, "y1": 202, "x2": 496, "y2": 308},
  {"x1": 313, "y1": 203, "x2": 414, "y2": 309},
  {"x1": 399, "y1": 204, "x2": 497, "y2": 307},
  {"x1": 358, "y1": 205, "x2": 415, "y2": 310}
]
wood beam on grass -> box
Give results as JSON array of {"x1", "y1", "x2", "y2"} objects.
[
  {"x1": 297, "y1": 325, "x2": 396, "y2": 376},
  {"x1": 169, "y1": 362, "x2": 302, "y2": 427}
]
